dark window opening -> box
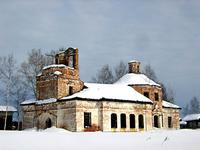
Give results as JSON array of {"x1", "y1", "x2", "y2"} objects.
[
  {"x1": 55, "y1": 57, "x2": 59, "y2": 64},
  {"x1": 130, "y1": 114, "x2": 135, "y2": 128},
  {"x1": 168, "y1": 117, "x2": 172, "y2": 128},
  {"x1": 45, "y1": 118, "x2": 52, "y2": 128},
  {"x1": 68, "y1": 55, "x2": 74, "y2": 68},
  {"x1": 69, "y1": 86, "x2": 73, "y2": 95},
  {"x1": 120, "y1": 114, "x2": 126, "y2": 128},
  {"x1": 137, "y1": 65, "x2": 139, "y2": 72},
  {"x1": 84, "y1": 112, "x2": 91, "y2": 128},
  {"x1": 144, "y1": 92, "x2": 149, "y2": 98},
  {"x1": 0, "y1": 117, "x2": 4, "y2": 130},
  {"x1": 139, "y1": 115, "x2": 144, "y2": 128},
  {"x1": 111, "y1": 113, "x2": 117, "y2": 128},
  {"x1": 73, "y1": 54, "x2": 76, "y2": 68},
  {"x1": 0, "y1": 115, "x2": 13, "y2": 130},
  {"x1": 155, "y1": 93, "x2": 159, "y2": 101},
  {"x1": 154, "y1": 115, "x2": 159, "y2": 128}
]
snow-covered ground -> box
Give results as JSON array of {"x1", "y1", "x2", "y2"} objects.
[{"x1": 0, "y1": 127, "x2": 199, "y2": 150}]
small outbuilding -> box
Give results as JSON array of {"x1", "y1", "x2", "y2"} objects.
[
  {"x1": 182, "y1": 114, "x2": 200, "y2": 129},
  {"x1": 0, "y1": 106, "x2": 17, "y2": 130}
]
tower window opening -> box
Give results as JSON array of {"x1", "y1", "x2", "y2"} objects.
[
  {"x1": 155, "y1": 93, "x2": 159, "y2": 101},
  {"x1": 68, "y1": 55, "x2": 74, "y2": 68},
  {"x1": 144, "y1": 92, "x2": 149, "y2": 98},
  {"x1": 69, "y1": 86, "x2": 73, "y2": 95}
]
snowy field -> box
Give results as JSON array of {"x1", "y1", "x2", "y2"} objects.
[{"x1": 0, "y1": 127, "x2": 199, "y2": 150}]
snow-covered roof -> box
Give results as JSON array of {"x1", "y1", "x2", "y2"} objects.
[
  {"x1": 43, "y1": 64, "x2": 66, "y2": 70},
  {"x1": 182, "y1": 114, "x2": 200, "y2": 121},
  {"x1": 21, "y1": 98, "x2": 57, "y2": 105},
  {"x1": 62, "y1": 83, "x2": 153, "y2": 103},
  {"x1": 56, "y1": 48, "x2": 77, "y2": 54},
  {"x1": 43, "y1": 64, "x2": 74, "y2": 70},
  {"x1": 21, "y1": 99, "x2": 36, "y2": 105},
  {"x1": 54, "y1": 71, "x2": 62, "y2": 75},
  {"x1": 22, "y1": 83, "x2": 152, "y2": 105},
  {"x1": 114, "y1": 73, "x2": 160, "y2": 86},
  {"x1": 37, "y1": 70, "x2": 63, "y2": 77},
  {"x1": 180, "y1": 120, "x2": 187, "y2": 125},
  {"x1": 0, "y1": 106, "x2": 17, "y2": 112},
  {"x1": 36, "y1": 98, "x2": 57, "y2": 105},
  {"x1": 162, "y1": 101, "x2": 180, "y2": 109},
  {"x1": 129, "y1": 60, "x2": 140, "y2": 63},
  {"x1": 37, "y1": 72, "x2": 42, "y2": 76}
]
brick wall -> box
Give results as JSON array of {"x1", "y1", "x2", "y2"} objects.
[
  {"x1": 162, "y1": 107, "x2": 180, "y2": 129},
  {"x1": 36, "y1": 48, "x2": 84, "y2": 100},
  {"x1": 131, "y1": 85, "x2": 163, "y2": 114}
]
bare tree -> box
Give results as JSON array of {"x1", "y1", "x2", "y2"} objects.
[
  {"x1": 142, "y1": 64, "x2": 175, "y2": 103},
  {"x1": 182, "y1": 97, "x2": 200, "y2": 116},
  {"x1": 92, "y1": 64, "x2": 114, "y2": 84},
  {"x1": 12, "y1": 76, "x2": 27, "y2": 130},
  {"x1": 160, "y1": 83, "x2": 167, "y2": 100},
  {"x1": 142, "y1": 64, "x2": 158, "y2": 82},
  {"x1": 91, "y1": 61, "x2": 128, "y2": 84},
  {"x1": 165, "y1": 87, "x2": 175, "y2": 103},
  {"x1": 92, "y1": 62, "x2": 176, "y2": 103},
  {"x1": 182, "y1": 104, "x2": 190, "y2": 116},
  {"x1": 45, "y1": 50, "x2": 59, "y2": 64},
  {"x1": 20, "y1": 49, "x2": 52, "y2": 98},
  {"x1": 0, "y1": 55, "x2": 17, "y2": 130},
  {"x1": 114, "y1": 61, "x2": 128, "y2": 82},
  {"x1": 190, "y1": 96, "x2": 200, "y2": 114}
]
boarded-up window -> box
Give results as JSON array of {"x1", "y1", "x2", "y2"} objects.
[
  {"x1": 84, "y1": 112, "x2": 91, "y2": 128},
  {"x1": 130, "y1": 114, "x2": 135, "y2": 128},
  {"x1": 111, "y1": 113, "x2": 117, "y2": 128},
  {"x1": 120, "y1": 113, "x2": 126, "y2": 128}
]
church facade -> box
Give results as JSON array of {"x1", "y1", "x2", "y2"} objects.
[{"x1": 21, "y1": 48, "x2": 180, "y2": 132}]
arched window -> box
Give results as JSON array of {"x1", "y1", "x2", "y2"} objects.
[
  {"x1": 45, "y1": 118, "x2": 52, "y2": 128},
  {"x1": 130, "y1": 114, "x2": 135, "y2": 128},
  {"x1": 120, "y1": 113, "x2": 126, "y2": 128},
  {"x1": 111, "y1": 113, "x2": 117, "y2": 128},
  {"x1": 139, "y1": 115, "x2": 144, "y2": 129},
  {"x1": 154, "y1": 115, "x2": 159, "y2": 128}
]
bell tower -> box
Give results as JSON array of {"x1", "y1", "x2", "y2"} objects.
[
  {"x1": 128, "y1": 60, "x2": 141, "y2": 74},
  {"x1": 36, "y1": 47, "x2": 84, "y2": 100}
]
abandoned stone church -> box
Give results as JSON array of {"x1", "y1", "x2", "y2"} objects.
[{"x1": 21, "y1": 47, "x2": 180, "y2": 132}]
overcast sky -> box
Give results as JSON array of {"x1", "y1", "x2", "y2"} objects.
[{"x1": 0, "y1": 0, "x2": 200, "y2": 108}]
